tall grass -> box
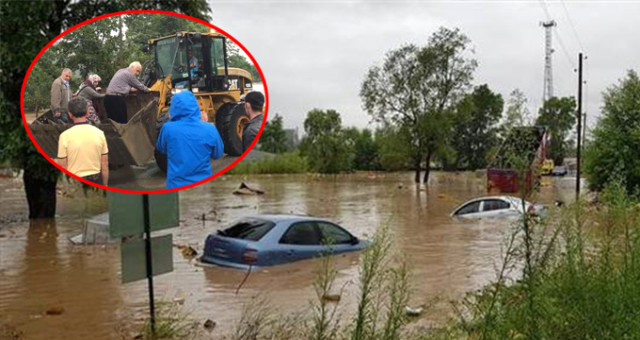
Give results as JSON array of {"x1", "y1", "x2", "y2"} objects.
[
  {"x1": 454, "y1": 179, "x2": 640, "y2": 339},
  {"x1": 230, "y1": 225, "x2": 412, "y2": 340},
  {"x1": 227, "y1": 152, "x2": 309, "y2": 174},
  {"x1": 140, "y1": 300, "x2": 198, "y2": 340}
]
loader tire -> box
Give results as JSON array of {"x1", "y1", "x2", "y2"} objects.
[{"x1": 215, "y1": 102, "x2": 250, "y2": 156}]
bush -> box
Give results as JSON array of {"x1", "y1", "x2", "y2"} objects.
[
  {"x1": 227, "y1": 151, "x2": 309, "y2": 174},
  {"x1": 584, "y1": 70, "x2": 640, "y2": 194}
]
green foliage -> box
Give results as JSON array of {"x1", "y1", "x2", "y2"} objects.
[
  {"x1": 374, "y1": 126, "x2": 412, "y2": 171},
  {"x1": 140, "y1": 300, "x2": 198, "y2": 340},
  {"x1": 300, "y1": 109, "x2": 354, "y2": 174},
  {"x1": 451, "y1": 84, "x2": 504, "y2": 170},
  {"x1": 536, "y1": 96, "x2": 577, "y2": 165},
  {"x1": 226, "y1": 40, "x2": 262, "y2": 82},
  {"x1": 500, "y1": 89, "x2": 531, "y2": 138},
  {"x1": 259, "y1": 114, "x2": 289, "y2": 154},
  {"x1": 361, "y1": 27, "x2": 476, "y2": 183},
  {"x1": 344, "y1": 128, "x2": 381, "y2": 171},
  {"x1": 227, "y1": 151, "x2": 308, "y2": 174},
  {"x1": 455, "y1": 178, "x2": 640, "y2": 339},
  {"x1": 585, "y1": 70, "x2": 640, "y2": 194},
  {"x1": 0, "y1": 0, "x2": 212, "y2": 217}
]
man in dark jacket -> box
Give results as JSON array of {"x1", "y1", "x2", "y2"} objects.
[
  {"x1": 242, "y1": 91, "x2": 265, "y2": 152},
  {"x1": 50, "y1": 68, "x2": 72, "y2": 123},
  {"x1": 156, "y1": 91, "x2": 224, "y2": 189}
]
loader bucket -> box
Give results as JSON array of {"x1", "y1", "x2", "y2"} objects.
[{"x1": 29, "y1": 92, "x2": 160, "y2": 167}]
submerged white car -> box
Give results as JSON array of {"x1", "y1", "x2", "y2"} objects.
[{"x1": 450, "y1": 196, "x2": 547, "y2": 219}]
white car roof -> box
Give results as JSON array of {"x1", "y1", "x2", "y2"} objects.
[{"x1": 451, "y1": 196, "x2": 531, "y2": 216}]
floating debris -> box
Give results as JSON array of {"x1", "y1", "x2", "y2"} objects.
[
  {"x1": 322, "y1": 294, "x2": 341, "y2": 302},
  {"x1": 203, "y1": 319, "x2": 216, "y2": 332},
  {"x1": 233, "y1": 182, "x2": 265, "y2": 195},
  {"x1": 404, "y1": 305, "x2": 424, "y2": 317},
  {"x1": 45, "y1": 307, "x2": 65, "y2": 316},
  {"x1": 174, "y1": 244, "x2": 198, "y2": 259}
]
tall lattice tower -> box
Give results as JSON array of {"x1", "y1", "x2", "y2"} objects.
[{"x1": 541, "y1": 20, "x2": 556, "y2": 103}]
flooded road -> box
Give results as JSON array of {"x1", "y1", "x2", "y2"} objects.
[{"x1": 0, "y1": 172, "x2": 572, "y2": 339}]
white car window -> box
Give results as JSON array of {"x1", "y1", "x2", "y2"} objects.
[
  {"x1": 482, "y1": 199, "x2": 510, "y2": 212},
  {"x1": 456, "y1": 201, "x2": 481, "y2": 215}
]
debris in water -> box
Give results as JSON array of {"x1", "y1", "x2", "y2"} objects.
[
  {"x1": 233, "y1": 182, "x2": 265, "y2": 195},
  {"x1": 174, "y1": 244, "x2": 198, "y2": 259},
  {"x1": 322, "y1": 294, "x2": 341, "y2": 302},
  {"x1": 203, "y1": 319, "x2": 216, "y2": 332},
  {"x1": 404, "y1": 305, "x2": 424, "y2": 317},
  {"x1": 45, "y1": 307, "x2": 65, "y2": 316}
]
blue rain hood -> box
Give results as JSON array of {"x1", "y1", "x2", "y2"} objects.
[
  {"x1": 169, "y1": 90, "x2": 201, "y2": 122},
  {"x1": 156, "y1": 90, "x2": 224, "y2": 189}
]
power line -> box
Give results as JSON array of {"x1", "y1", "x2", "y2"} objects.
[{"x1": 560, "y1": 0, "x2": 586, "y2": 52}]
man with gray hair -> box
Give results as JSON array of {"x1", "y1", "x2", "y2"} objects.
[
  {"x1": 104, "y1": 61, "x2": 151, "y2": 123},
  {"x1": 51, "y1": 68, "x2": 72, "y2": 123}
]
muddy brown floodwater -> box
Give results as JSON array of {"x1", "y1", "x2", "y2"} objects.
[{"x1": 0, "y1": 172, "x2": 578, "y2": 339}]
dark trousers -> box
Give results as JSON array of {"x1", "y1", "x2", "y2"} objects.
[
  {"x1": 104, "y1": 95, "x2": 127, "y2": 124},
  {"x1": 82, "y1": 173, "x2": 103, "y2": 186}
]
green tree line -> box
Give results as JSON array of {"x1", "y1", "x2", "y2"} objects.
[
  {"x1": 257, "y1": 26, "x2": 640, "y2": 196},
  {"x1": 23, "y1": 13, "x2": 261, "y2": 113}
]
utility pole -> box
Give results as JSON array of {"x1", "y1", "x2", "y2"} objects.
[
  {"x1": 541, "y1": 20, "x2": 556, "y2": 103},
  {"x1": 576, "y1": 53, "x2": 583, "y2": 200}
]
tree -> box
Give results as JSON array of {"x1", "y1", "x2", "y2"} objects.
[
  {"x1": 361, "y1": 27, "x2": 476, "y2": 184},
  {"x1": 585, "y1": 70, "x2": 640, "y2": 193},
  {"x1": 375, "y1": 125, "x2": 412, "y2": 171},
  {"x1": 451, "y1": 84, "x2": 504, "y2": 170},
  {"x1": 0, "y1": 0, "x2": 211, "y2": 219},
  {"x1": 535, "y1": 96, "x2": 576, "y2": 165},
  {"x1": 344, "y1": 128, "x2": 380, "y2": 171},
  {"x1": 299, "y1": 109, "x2": 353, "y2": 173},
  {"x1": 500, "y1": 89, "x2": 531, "y2": 139},
  {"x1": 259, "y1": 114, "x2": 288, "y2": 153},
  {"x1": 226, "y1": 40, "x2": 262, "y2": 82}
]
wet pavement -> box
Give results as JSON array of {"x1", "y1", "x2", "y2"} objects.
[{"x1": 0, "y1": 172, "x2": 576, "y2": 339}]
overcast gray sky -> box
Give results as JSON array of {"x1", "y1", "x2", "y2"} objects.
[{"x1": 211, "y1": 1, "x2": 640, "y2": 134}]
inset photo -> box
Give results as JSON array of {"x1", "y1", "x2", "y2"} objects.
[{"x1": 22, "y1": 12, "x2": 267, "y2": 192}]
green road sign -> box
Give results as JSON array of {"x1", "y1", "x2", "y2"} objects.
[
  {"x1": 121, "y1": 234, "x2": 173, "y2": 284},
  {"x1": 109, "y1": 192, "x2": 179, "y2": 237}
]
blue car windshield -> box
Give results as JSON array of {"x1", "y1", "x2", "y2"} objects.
[{"x1": 218, "y1": 219, "x2": 275, "y2": 241}]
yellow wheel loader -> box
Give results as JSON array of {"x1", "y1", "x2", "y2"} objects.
[{"x1": 30, "y1": 31, "x2": 257, "y2": 170}]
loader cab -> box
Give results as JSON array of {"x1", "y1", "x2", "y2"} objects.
[{"x1": 151, "y1": 32, "x2": 230, "y2": 93}]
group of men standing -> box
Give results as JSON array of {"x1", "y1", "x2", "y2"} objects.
[
  {"x1": 50, "y1": 62, "x2": 265, "y2": 189},
  {"x1": 51, "y1": 62, "x2": 150, "y2": 186}
]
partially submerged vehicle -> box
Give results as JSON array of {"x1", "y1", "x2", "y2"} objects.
[
  {"x1": 451, "y1": 196, "x2": 547, "y2": 219},
  {"x1": 201, "y1": 214, "x2": 367, "y2": 270},
  {"x1": 29, "y1": 31, "x2": 256, "y2": 169}
]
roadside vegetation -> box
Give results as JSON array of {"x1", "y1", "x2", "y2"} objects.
[{"x1": 228, "y1": 151, "x2": 308, "y2": 174}]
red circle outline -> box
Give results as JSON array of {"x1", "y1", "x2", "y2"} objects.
[{"x1": 20, "y1": 10, "x2": 269, "y2": 194}]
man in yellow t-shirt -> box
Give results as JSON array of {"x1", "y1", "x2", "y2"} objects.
[{"x1": 56, "y1": 98, "x2": 109, "y2": 186}]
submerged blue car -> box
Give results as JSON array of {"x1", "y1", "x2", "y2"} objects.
[{"x1": 201, "y1": 214, "x2": 367, "y2": 270}]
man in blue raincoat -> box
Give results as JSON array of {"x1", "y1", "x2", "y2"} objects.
[{"x1": 156, "y1": 91, "x2": 224, "y2": 189}]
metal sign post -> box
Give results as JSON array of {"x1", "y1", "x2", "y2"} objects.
[
  {"x1": 109, "y1": 192, "x2": 179, "y2": 338},
  {"x1": 143, "y1": 194, "x2": 156, "y2": 334}
]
